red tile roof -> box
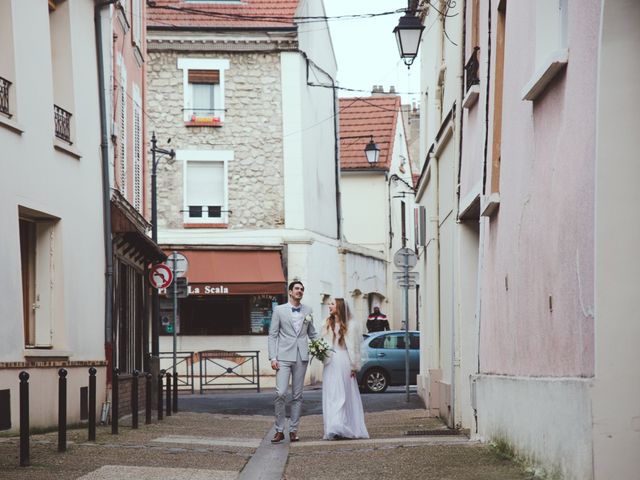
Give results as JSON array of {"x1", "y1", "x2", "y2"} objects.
[
  {"x1": 339, "y1": 96, "x2": 401, "y2": 170},
  {"x1": 147, "y1": 0, "x2": 299, "y2": 29}
]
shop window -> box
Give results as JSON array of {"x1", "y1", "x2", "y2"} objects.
[
  {"x1": 173, "y1": 295, "x2": 284, "y2": 335},
  {"x1": 250, "y1": 295, "x2": 280, "y2": 334},
  {"x1": 19, "y1": 210, "x2": 59, "y2": 348},
  {"x1": 178, "y1": 58, "x2": 229, "y2": 126},
  {"x1": 179, "y1": 297, "x2": 249, "y2": 335}
]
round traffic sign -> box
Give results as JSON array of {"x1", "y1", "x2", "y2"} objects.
[
  {"x1": 166, "y1": 252, "x2": 189, "y2": 277},
  {"x1": 149, "y1": 263, "x2": 173, "y2": 289},
  {"x1": 393, "y1": 248, "x2": 418, "y2": 268}
]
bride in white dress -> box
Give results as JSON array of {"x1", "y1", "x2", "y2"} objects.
[{"x1": 321, "y1": 298, "x2": 369, "y2": 440}]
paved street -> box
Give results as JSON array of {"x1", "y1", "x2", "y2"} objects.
[
  {"x1": 0, "y1": 387, "x2": 535, "y2": 479},
  {"x1": 180, "y1": 386, "x2": 425, "y2": 416}
]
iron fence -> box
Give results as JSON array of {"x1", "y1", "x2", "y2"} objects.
[
  {"x1": 158, "y1": 351, "x2": 195, "y2": 393},
  {"x1": 199, "y1": 350, "x2": 260, "y2": 393}
]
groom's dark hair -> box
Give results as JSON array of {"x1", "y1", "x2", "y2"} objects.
[{"x1": 288, "y1": 280, "x2": 304, "y2": 291}]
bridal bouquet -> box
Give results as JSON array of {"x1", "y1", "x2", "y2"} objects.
[{"x1": 308, "y1": 338, "x2": 333, "y2": 363}]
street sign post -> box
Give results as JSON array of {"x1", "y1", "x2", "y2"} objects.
[
  {"x1": 393, "y1": 247, "x2": 418, "y2": 402},
  {"x1": 168, "y1": 251, "x2": 188, "y2": 413}
]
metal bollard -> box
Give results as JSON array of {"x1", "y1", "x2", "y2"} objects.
[
  {"x1": 88, "y1": 367, "x2": 97, "y2": 441},
  {"x1": 172, "y1": 371, "x2": 178, "y2": 413},
  {"x1": 158, "y1": 370, "x2": 165, "y2": 421},
  {"x1": 145, "y1": 373, "x2": 152, "y2": 425},
  {"x1": 165, "y1": 372, "x2": 172, "y2": 417},
  {"x1": 58, "y1": 368, "x2": 67, "y2": 452},
  {"x1": 112, "y1": 368, "x2": 119, "y2": 435},
  {"x1": 132, "y1": 370, "x2": 139, "y2": 429},
  {"x1": 19, "y1": 371, "x2": 30, "y2": 467}
]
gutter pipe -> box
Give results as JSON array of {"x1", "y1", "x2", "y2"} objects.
[{"x1": 95, "y1": 0, "x2": 117, "y2": 378}]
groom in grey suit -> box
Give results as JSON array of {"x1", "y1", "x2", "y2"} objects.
[{"x1": 268, "y1": 280, "x2": 318, "y2": 443}]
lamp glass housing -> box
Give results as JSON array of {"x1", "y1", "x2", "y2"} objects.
[
  {"x1": 364, "y1": 138, "x2": 380, "y2": 166},
  {"x1": 393, "y1": 12, "x2": 425, "y2": 59}
]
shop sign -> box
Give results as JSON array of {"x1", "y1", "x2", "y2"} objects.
[{"x1": 188, "y1": 284, "x2": 229, "y2": 295}]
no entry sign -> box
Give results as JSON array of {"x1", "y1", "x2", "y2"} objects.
[{"x1": 149, "y1": 263, "x2": 173, "y2": 289}]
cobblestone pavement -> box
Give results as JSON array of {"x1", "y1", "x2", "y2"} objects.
[{"x1": 0, "y1": 403, "x2": 535, "y2": 479}]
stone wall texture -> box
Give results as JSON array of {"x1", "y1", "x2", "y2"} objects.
[{"x1": 147, "y1": 50, "x2": 285, "y2": 230}]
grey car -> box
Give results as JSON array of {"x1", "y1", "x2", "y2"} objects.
[{"x1": 357, "y1": 330, "x2": 420, "y2": 393}]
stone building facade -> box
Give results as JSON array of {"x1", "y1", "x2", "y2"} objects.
[{"x1": 147, "y1": 51, "x2": 285, "y2": 230}]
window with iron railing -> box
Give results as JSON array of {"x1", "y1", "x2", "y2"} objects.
[
  {"x1": 54, "y1": 105, "x2": 72, "y2": 143},
  {"x1": 0, "y1": 77, "x2": 11, "y2": 117},
  {"x1": 464, "y1": 47, "x2": 480, "y2": 92}
]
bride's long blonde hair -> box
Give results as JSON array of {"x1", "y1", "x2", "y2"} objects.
[{"x1": 325, "y1": 298, "x2": 348, "y2": 347}]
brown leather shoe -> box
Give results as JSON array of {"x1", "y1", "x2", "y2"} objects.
[
  {"x1": 289, "y1": 431, "x2": 300, "y2": 442},
  {"x1": 271, "y1": 431, "x2": 285, "y2": 444}
]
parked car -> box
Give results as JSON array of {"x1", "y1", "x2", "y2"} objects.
[{"x1": 357, "y1": 330, "x2": 420, "y2": 393}]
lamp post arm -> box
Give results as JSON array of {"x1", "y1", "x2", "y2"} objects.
[{"x1": 390, "y1": 173, "x2": 417, "y2": 193}]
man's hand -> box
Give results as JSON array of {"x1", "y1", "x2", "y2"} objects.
[{"x1": 271, "y1": 360, "x2": 280, "y2": 371}]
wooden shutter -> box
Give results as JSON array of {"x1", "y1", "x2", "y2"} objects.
[{"x1": 188, "y1": 70, "x2": 220, "y2": 84}]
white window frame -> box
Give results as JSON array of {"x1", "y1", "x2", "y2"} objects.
[
  {"x1": 522, "y1": 0, "x2": 569, "y2": 101},
  {"x1": 177, "y1": 58, "x2": 229, "y2": 124},
  {"x1": 177, "y1": 149, "x2": 232, "y2": 224}
]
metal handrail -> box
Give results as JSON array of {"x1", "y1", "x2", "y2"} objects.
[
  {"x1": 54, "y1": 104, "x2": 72, "y2": 143},
  {"x1": 0, "y1": 77, "x2": 11, "y2": 117},
  {"x1": 464, "y1": 47, "x2": 481, "y2": 92}
]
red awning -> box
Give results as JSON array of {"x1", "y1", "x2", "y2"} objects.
[{"x1": 176, "y1": 250, "x2": 286, "y2": 295}]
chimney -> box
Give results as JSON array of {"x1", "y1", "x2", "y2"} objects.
[
  {"x1": 388, "y1": 85, "x2": 396, "y2": 94},
  {"x1": 371, "y1": 85, "x2": 384, "y2": 95}
]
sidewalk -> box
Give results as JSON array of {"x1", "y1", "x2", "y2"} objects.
[{"x1": 0, "y1": 409, "x2": 535, "y2": 479}]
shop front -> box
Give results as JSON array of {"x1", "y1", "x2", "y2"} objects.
[{"x1": 159, "y1": 249, "x2": 286, "y2": 385}]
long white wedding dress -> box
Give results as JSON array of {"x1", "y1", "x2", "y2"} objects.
[{"x1": 322, "y1": 324, "x2": 369, "y2": 439}]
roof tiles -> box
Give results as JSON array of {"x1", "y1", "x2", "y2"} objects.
[
  {"x1": 147, "y1": 0, "x2": 299, "y2": 29},
  {"x1": 339, "y1": 96, "x2": 401, "y2": 170}
]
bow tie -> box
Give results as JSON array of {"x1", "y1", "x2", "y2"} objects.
[{"x1": 291, "y1": 307, "x2": 301, "y2": 313}]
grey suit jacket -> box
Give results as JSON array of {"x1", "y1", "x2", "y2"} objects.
[{"x1": 268, "y1": 303, "x2": 318, "y2": 362}]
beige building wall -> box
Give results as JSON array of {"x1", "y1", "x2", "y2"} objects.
[
  {"x1": 592, "y1": 0, "x2": 640, "y2": 477},
  {"x1": 0, "y1": 0, "x2": 107, "y2": 431}
]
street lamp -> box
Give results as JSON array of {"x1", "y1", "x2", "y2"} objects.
[
  {"x1": 364, "y1": 136, "x2": 380, "y2": 166},
  {"x1": 150, "y1": 131, "x2": 174, "y2": 359},
  {"x1": 393, "y1": 10, "x2": 425, "y2": 68}
]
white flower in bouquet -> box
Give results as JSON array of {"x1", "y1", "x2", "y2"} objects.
[{"x1": 308, "y1": 338, "x2": 332, "y2": 363}]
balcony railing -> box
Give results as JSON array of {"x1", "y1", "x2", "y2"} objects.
[
  {"x1": 54, "y1": 104, "x2": 72, "y2": 143},
  {"x1": 0, "y1": 77, "x2": 11, "y2": 117},
  {"x1": 464, "y1": 47, "x2": 480, "y2": 92}
]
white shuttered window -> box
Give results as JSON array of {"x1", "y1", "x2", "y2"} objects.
[{"x1": 186, "y1": 161, "x2": 224, "y2": 221}]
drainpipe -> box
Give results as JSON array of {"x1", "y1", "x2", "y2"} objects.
[
  {"x1": 94, "y1": 0, "x2": 117, "y2": 381},
  {"x1": 332, "y1": 77, "x2": 342, "y2": 241}
]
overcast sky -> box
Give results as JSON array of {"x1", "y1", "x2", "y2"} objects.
[{"x1": 321, "y1": 0, "x2": 421, "y2": 106}]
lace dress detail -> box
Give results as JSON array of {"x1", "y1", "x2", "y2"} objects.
[{"x1": 322, "y1": 323, "x2": 369, "y2": 439}]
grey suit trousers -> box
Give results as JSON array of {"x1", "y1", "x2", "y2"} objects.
[{"x1": 274, "y1": 352, "x2": 307, "y2": 433}]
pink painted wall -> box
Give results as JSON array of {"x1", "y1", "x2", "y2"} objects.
[
  {"x1": 479, "y1": 1, "x2": 599, "y2": 377},
  {"x1": 112, "y1": 1, "x2": 149, "y2": 219}
]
